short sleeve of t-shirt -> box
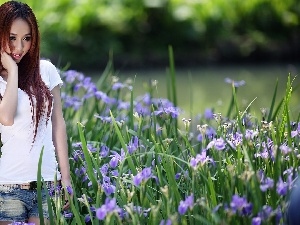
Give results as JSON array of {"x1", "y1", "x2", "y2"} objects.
[{"x1": 40, "y1": 60, "x2": 63, "y2": 90}]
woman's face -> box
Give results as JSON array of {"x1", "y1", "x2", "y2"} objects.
[{"x1": 6, "y1": 18, "x2": 32, "y2": 63}]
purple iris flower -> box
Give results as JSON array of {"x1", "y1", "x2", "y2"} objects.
[
  {"x1": 291, "y1": 122, "x2": 300, "y2": 137},
  {"x1": 175, "y1": 173, "x2": 181, "y2": 180},
  {"x1": 118, "y1": 101, "x2": 130, "y2": 110},
  {"x1": 127, "y1": 136, "x2": 139, "y2": 154},
  {"x1": 100, "y1": 164, "x2": 109, "y2": 176},
  {"x1": 66, "y1": 186, "x2": 73, "y2": 195},
  {"x1": 154, "y1": 107, "x2": 181, "y2": 118},
  {"x1": 207, "y1": 138, "x2": 226, "y2": 150},
  {"x1": 110, "y1": 149, "x2": 125, "y2": 162},
  {"x1": 96, "y1": 197, "x2": 120, "y2": 220},
  {"x1": 109, "y1": 156, "x2": 119, "y2": 168},
  {"x1": 204, "y1": 108, "x2": 214, "y2": 120},
  {"x1": 112, "y1": 82, "x2": 125, "y2": 90},
  {"x1": 190, "y1": 150, "x2": 214, "y2": 169},
  {"x1": 260, "y1": 177, "x2": 274, "y2": 192},
  {"x1": 160, "y1": 219, "x2": 172, "y2": 225},
  {"x1": 252, "y1": 217, "x2": 261, "y2": 225},
  {"x1": 85, "y1": 215, "x2": 91, "y2": 223},
  {"x1": 229, "y1": 195, "x2": 252, "y2": 216},
  {"x1": 62, "y1": 95, "x2": 82, "y2": 110},
  {"x1": 257, "y1": 205, "x2": 273, "y2": 221},
  {"x1": 63, "y1": 70, "x2": 79, "y2": 83},
  {"x1": 133, "y1": 173, "x2": 143, "y2": 187},
  {"x1": 279, "y1": 144, "x2": 292, "y2": 155},
  {"x1": 224, "y1": 78, "x2": 246, "y2": 87},
  {"x1": 94, "y1": 115, "x2": 112, "y2": 123},
  {"x1": 133, "y1": 167, "x2": 153, "y2": 187},
  {"x1": 100, "y1": 145, "x2": 110, "y2": 157},
  {"x1": 276, "y1": 177, "x2": 288, "y2": 196},
  {"x1": 245, "y1": 129, "x2": 258, "y2": 140},
  {"x1": 178, "y1": 194, "x2": 194, "y2": 215},
  {"x1": 102, "y1": 182, "x2": 116, "y2": 196}
]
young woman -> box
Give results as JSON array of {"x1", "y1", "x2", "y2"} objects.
[{"x1": 0, "y1": 1, "x2": 72, "y2": 224}]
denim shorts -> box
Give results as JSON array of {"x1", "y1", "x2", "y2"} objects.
[{"x1": 0, "y1": 185, "x2": 49, "y2": 222}]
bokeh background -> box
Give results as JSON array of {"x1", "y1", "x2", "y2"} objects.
[{"x1": 2, "y1": 0, "x2": 300, "y2": 117}]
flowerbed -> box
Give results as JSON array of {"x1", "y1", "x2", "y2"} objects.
[{"x1": 38, "y1": 57, "x2": 299, "y2": 225}]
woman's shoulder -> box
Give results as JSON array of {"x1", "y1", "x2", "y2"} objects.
[{"x1": 40, "y1": 59, "x2": 57, "y2": 71}]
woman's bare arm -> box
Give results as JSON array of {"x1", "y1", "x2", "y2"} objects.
[
  {"x1": 0, "y1": 51, "x2": 18, "y2": 126},
  {"x1": 51, "y1": 85, "x2": 71, "y2": 187}
]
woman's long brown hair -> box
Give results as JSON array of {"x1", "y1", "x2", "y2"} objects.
[{"x1": 0, "y1": 1, "x2": 53, "y2": 142}]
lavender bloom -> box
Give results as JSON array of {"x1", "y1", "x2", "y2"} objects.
[
  {"x1": 197, "y1": 133, "x2": 203, "y2": 142},
  {"x1": 252, "y1": 217, "x2": 262, "y2": 225},
  {"x1": 260, "y1": 177, "x2": 274, "y2": 192},
  {"x1": 276, "y1": 177, "x2": 288, "y2": 196},
  {"x1": 229, "y1": 195, "x2": 252, "y2": 216},
  {"x1": 207, "y1": 138, "x2": 226, "y2": 151},
  {"x1": 175, "y1": 173, "x2": 181, "y2": 180},
  {"x1": 257, "y1": 205, "x2": 273, "y2": 221},
  {"x1": 63, "y1": 70, "x2": 79, "y2": 83},
  {"x1": 131, "y1": 206, "x2": 151, "y2": 217},
  {"x1": 9, "y1": 222, "x2": 36, "y2": 225},
  {"x1": 224, "y1": 78, "x2": 246, "y2": 87},
  {"x1": 230, "y1": 132, "x2": 243, "y2": 148},
  {"x1": 111, "y1": 170, "x2": 119, "y2": 177},
  {"x1": 63, "y1": 212, "x2": 73, "y2": 218},
  {"x1": 66, "y1": 186, "x2": 73, "y2": 195},
  {"x1": 100, "y1": 164, "x2": 109, "y2": 176},
  {"x1": 87, "y1": 143, "x2": 97, "y2": 153},
  {"x1": 96, "y1": 206, "x2": 107, "y2": 220},
  {"x1": 142, "y1": 167, "x2": 152, "y2": 179},
  {"x1": 94, "y1": 91, "x2": 117, "y2": 105},
  {"x1": 71, "y1": 149, "x2": 84, "y2": 162},
  {"x1": 118, "y1": 101, "x2": 130, "y2": 110},
  {"x1": 109, "y1": 156, "x2": 119, "y2": 168},
  {"x1": 84, "y1": 215, "x2": 91, "y2": 223},
  {"x1": 133, "y1": 167, "x2": 153, "y2": 187},
  {"x1": 190, "y1": 150, "x2": 214, "y2": 169},
  {"x1": 112, "y1": 82, "x2": 126, "y2": 90},
  {"x1": 94, "y1": 115, "x2": 112, "y2": 123},
  {"x1": 178, "y1": 194, "x2": 194, "y2": 215},
  {"x1": 291, "y1": 122, "x2": 300, "y2": 137},
  {"x1": 110, "y1": 149, "x2": 125, "y2": 162},
  {"x1": 135, "y1": 103, "x2": 151, "y2": 116},
  {"x1": 154, "y1": 106, "x2": 181, "y2": 118},
  {"x1": 204, "y1": 108, "x2": 214, "y2": 120},
  {"x1": 100, "y1": 145, "x2": 110, "y2": 157},
  {"x1": 245, "y1": 129, "x2": 258, "y2": 140},
  {"x1": 160, "y1": 219, "x2": 172, "y2": 225},
  {"x1": 61, "y1": 94, "x2": 82, "y2": 110},
  {"x1": 102, "y1": 182, "x2": 116, "y2": 196},
  {"x1": 165, "y1": 107, "x2": 181, "y2": 118},
  {"x1": 279, "y1": 143, "x2": 292, "y2": 155},
  {"x1": 127, "y1": 136, "x2": 139, "y2": 154},
  {"x1": 133, "y1": 173, "x2": 143, "y2": 187},
  {"x1": 96, "y1": 198, "x2": 120, "y2": 220}
]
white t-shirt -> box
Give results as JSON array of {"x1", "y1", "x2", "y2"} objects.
[{"x1": 0, "y1": 60, "x2": 62, "y2": 183}]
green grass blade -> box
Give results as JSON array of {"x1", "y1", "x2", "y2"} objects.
[
  {"x1": 77, "y1": 122, "x2": 99, "y2": 194},
  {"x1": 267, "y1": 78, "x2": 279, "y2": 121},
  {"x1": 37, "y1": 147, "x2": 45, "y2": 225}
]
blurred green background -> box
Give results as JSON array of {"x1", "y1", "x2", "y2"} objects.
[
  {"x1": 2, "y1": 0, "x2": 299, "y2": 70},
  {"x1": 1, "y1": 0, "x2": 300, "y2": 116}
]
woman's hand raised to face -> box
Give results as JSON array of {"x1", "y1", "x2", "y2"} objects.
[{"x1": 0, "y1": 51, "x2": 18, "y2": 74}]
